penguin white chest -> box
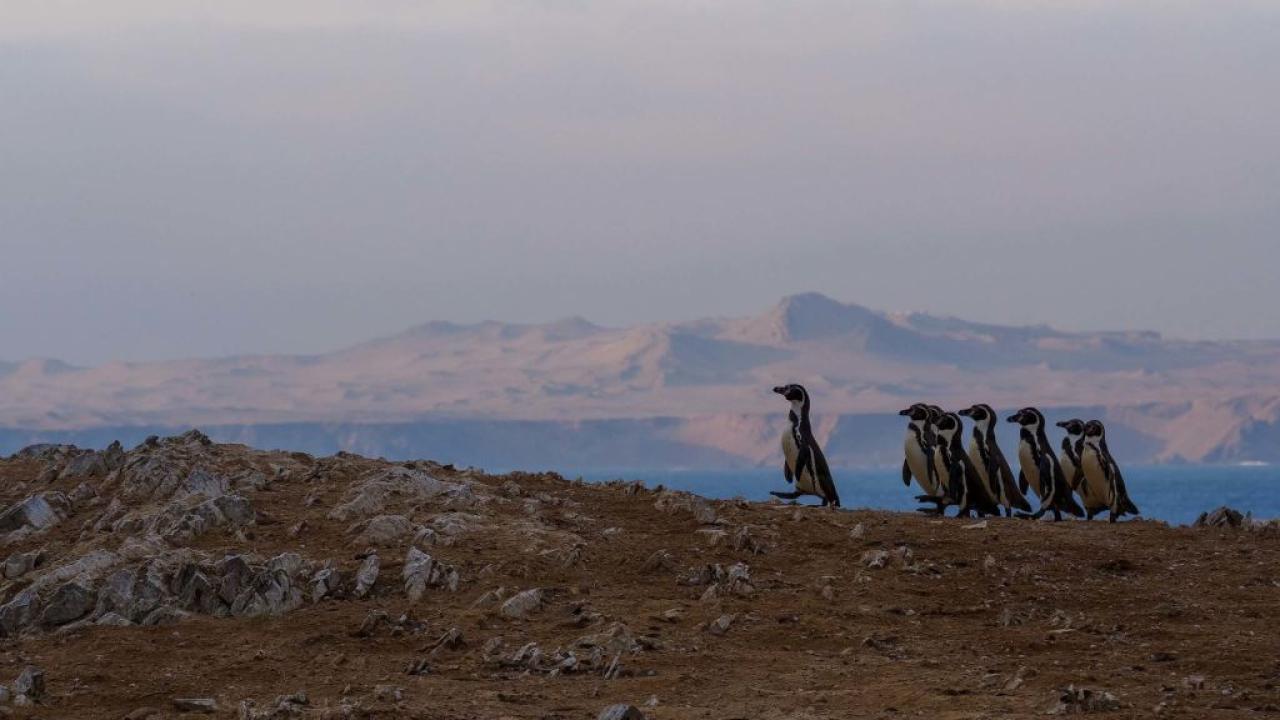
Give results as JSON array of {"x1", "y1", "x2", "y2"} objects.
[
  {"x1": 1080, "y1": 447, "x2": 1109, "y2": 508},
  {"x1": 931, "y1": 446, "x2": 952, "y2": 492},
  {"x1": 780, "y1": 429, "x2": 817, "y2": 494},
  {"x1": 903, "y1": 430, "x2": 935, "y2": 495},
  {"x1": 1018, "y1": 441, "x2": 1044, "y2": 498},
  {"x1": 1060, "y1": 453, "x2": 1078, "y2": 490},
  {"x1": 966, "y1": 439, "x2": 990, "y2": 486}
]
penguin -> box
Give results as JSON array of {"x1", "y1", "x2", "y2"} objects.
[
  {"x1": 959, "y1": 404, "x2": 1031, "y2": 517},
  {"x1": 770, "y1": 384, "x2": 841, "y2": 507},
  {"x1": 1079, "y1": 420, "x2": 1140, "y2": 522},
  {"x1": 1006, "y1": 407, "x2": 1085, "y2": 521},
  {"x1": 931, "y1": 412, "x2": 1001, "y2": 517},
  {"x1": 899, "y1": 403, "x2": 940, "y2": 500},
  {"x1": 1055, "y1": 418, "x2": 1087, "y2": 495}
]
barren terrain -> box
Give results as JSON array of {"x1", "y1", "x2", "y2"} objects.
[{"x1": 0, "y1": 433, "x2": 1277, "y2": 719}]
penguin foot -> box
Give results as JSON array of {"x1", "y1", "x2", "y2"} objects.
[{"x1": 769, "y1": 490, "x2": 804, "y2": 501}]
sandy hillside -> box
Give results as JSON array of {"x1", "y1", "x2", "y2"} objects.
[{"x1": 0, "y1": 432, "x2": 1276, "y2": 719}]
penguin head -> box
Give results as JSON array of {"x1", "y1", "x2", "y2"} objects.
[
  {"x1": 773, "y1": 384, "x2": 810, "y2": 414},
  {"x1": 1083, "y1": 419, "x2": 1106, "y2": 443},
  {"x1": 933, "y1": 412, "x2": 961, "y2": 441},
  {"x1": 925, "y1": 405, "x2": 945, "y2": 424},
  {"x1": 958, "y1": 404, "x2": 995, "y2": 428},
  {"x1": 1056, "y1": 419, "x2": 1086, "y2": 437},
  {"x1": 899, "y1": 403, "x2": 930, "y2": 422},
  {"x1": 1007, "y1": 407, "x2": 1044, "y2": 429}
]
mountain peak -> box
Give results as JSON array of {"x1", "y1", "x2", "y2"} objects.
[{"x1": 771, "y1": 293, "x2": 885, "y2": 341}]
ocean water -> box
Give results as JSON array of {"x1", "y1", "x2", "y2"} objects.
[{"x1": 566, "y1": 465, "x2": 1280, "y2": 526}]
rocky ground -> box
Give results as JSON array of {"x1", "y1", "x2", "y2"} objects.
[{"x1": 0, "y1": 431, "x2": 1277, "y2": 719}]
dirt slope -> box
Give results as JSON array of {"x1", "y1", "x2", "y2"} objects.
[{"x1": 0, "y1": 433, "x2": 1276, "y2": 719}]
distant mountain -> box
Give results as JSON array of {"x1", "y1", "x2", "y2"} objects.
[{"x1": 3, "y1": 294, "x2": 1280, "y2": 466}]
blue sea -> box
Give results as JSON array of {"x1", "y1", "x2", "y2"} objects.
[{"x1": 563, "y1": 465, "x2": 1280, "y2": 526}]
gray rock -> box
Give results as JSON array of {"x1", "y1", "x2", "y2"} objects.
[
  {"x1": 310, "y1": 567, "x2": 341, "y2": 603},
  {"x1": 217, "y1": 555, "x2": 253, "y2": 605},
  {"x1": 230, "y1": 564, "x2": 303, "y2": 618},
  {"x1": 95, "y1": 611, "x2": 132, "y2": 627},
  {"x1": 172, "y1": 697, "x2": 217, "y2": 713},
  {"x1": 0, "y1": 684, "x2": 8, "y2": 703},
  {"x1": 598, "y1": 705, "x2": 646, "y2": 720},
  {"x1": 14, "y1": 666, "x2": 44, "y2": 700},
  {"x1": 352, "y1": 515, "x2": 413, "y2": 546},
  {"x1": 0, "y1": 588, "x2": 39, "y2": 636},
  {"x1": 707, "y1": 614, "x2": 735, "y2": 636},
  {"x1": 402, "y1": 547, "x2": 460, "y2": 601},
  {"x1": 354, "y1": 554, "x2": 380, "y2": 598},
  {"x1": 861, "y1": 549, "x2": 890, "y2": 569},
  {"x1": 210, "y1": 495, "x2": 255, "y2": 526},
  {"x1": 68, "y1": 482, "x2": 97, "y2": 507},
  {"x1": 176, "y1": 566, "x2": 223, "y2": 615},
  {"x1": 12, "y1": 443, "x2": 76, "y2": 460},
  {"x1": 266, "y1": 552, "x2": 303, "y2": 578},
  {"x1": 500, "y1": 588, "x2": 545, "y2": 619},
  {"x1": 1195, "y1": 506, "x2": 1245, "y2": 528},
  {"x1": 40, "y1": 582, "x2": 96, "y2": 627},
  {"x1": 3, "y1": 549, "x2": 44, "y2": 580},
  {"x1": 1050, "y1": 685, "x2": 1122, "y2": 714},
  {"x1": 0, "y1": 493, "x2": 69, "y2": 533},
  {"x1": 60, "y1": 450, "x2": 110, "y2": 479},
  {"x1": 142, "y1": 606, "x2": 190, "y2": 626}
]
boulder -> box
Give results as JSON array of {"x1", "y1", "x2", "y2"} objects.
[
  {"x1": 0, "y1": 493, "x2": 69, "y2": 533},
  {"x1": 1194, "y1": 506, "x2": 1245, "y2": 528},
  {"x1": 310, "y1": 567, "x2": 341, "y2": 603},
  {"x1": 172, "y1": 697, "x2": 217, "y2": 713},
  {"x1": 500, "y1": 588, "x2": 545, "y2": 619},
  {"x1": 707, "y1": 614, "x2": 735, "y2": 636},
  {"x1": 40, "y1": 582, "x2": 96, "y2": 627},
  {"x1": 3, "y1": 549, "x2": 45, "y2": 580},
  {"x1": 95, "y1": 612, "x2": 132, "y2": 627},
  {"x1": 598, "y1": 705, "x2": 646, "y2": 720},
  {"x1": 0, "y1": 588, "x2": 39, "y2": 636},
  {"x1": 14, "y1": 666, "x2": 44, "y2": 700},
  {"x1": 354, "y1": 554, "x2": 380, "y2": 598},
  {"x1": 352, "y1": 515, "x2": 413, "y2": 546},
  {"x1": 402, "y1": 547, "x2": 459, "y2": 602}
]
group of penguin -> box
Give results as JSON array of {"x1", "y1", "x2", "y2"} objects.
[{"x1": 769, "y1": 384, "x2": 1140, "y2": 522}]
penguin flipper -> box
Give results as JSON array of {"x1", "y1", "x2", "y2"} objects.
[
  {"x1": 947, "y1": 458, "x2": 967, "y2": 504},
  {"x1": 901, "y1": 459, "x2": 912, "y2": 487},
  {"x1": 1017, "y1": 470, "x2": 1029, "y2": 495},
  {"x1": 1056, "y1": 464, "x2": 1086, "y2": 517},
  {"x1": 1001, "y1": 463, "x2": 1032, "y2": 512},
  {"x1": 784, "y1": 460, "x2": 794, "y2": 485}
]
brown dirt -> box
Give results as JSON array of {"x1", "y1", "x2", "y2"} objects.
[{"x1": 1, "y1": 444, "x2": 1278, "y2": 720}]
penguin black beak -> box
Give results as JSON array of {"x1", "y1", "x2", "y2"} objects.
[
  {"x1": 772, "y1": 386, "x2": 787, "y2": 396},
  {"x1": 1006, "y1": 413, "x2": 1020, "y2": 424},
  {"x1": 957, "y1": 408, "x2": 973, "y2": 417},
  {"x1": 1055, "y1": 421, "x2": 1069, "y2": 429},
  {"x1": 898, "y1": 407, "x2": 912, "y2": 416}
]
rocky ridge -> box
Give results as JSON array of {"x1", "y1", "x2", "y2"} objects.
[{"x1": 0, "y1": 433, "x2": 1276, "y2": 718}]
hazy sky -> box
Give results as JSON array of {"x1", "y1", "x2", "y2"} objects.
[{"x1": 3, "y1": 1, "x2": 1278, "y2": 365}]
